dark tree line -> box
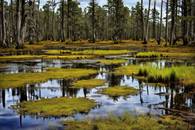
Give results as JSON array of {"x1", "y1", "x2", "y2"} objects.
[{"x1": 0, "y1": 0, "x2": 195, "y2": 49}]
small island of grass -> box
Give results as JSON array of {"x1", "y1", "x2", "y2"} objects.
[
  {"x1": 72, "y1": 79, "x2": 106, "y2": 89},
  {"x1": 64, "y1": 114, "x2": 188, "y2": 130},
  {"x1": 98, "y1": 59, "x2": 127, "y2": 65},
  {"x1": 13, "y1": 97, "x2": 96, "y2": 117},
  {"x1": 0, "y1": 68, "x2": 97, "y2": 89},
  {"x1": 99, "y1": 86, "x2": 138, "y2": 97}
]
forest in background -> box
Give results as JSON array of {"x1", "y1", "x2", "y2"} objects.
[{"x1": 0, "y1": 0, "x2": 195, "y2": 49}]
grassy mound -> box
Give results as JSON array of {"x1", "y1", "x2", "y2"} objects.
[
  {"x1": 64, "y1": 114, "x2": 188, "y2": 130},
  {"x1": 99, "y1": 86, "x2": 138, "y2": 97},
  {"x1": 0, "y1": 68, "x2": 97, "y2": 88},
  {"x1": 13, "y1": 97, "x2": 96, "y2": 117},
  {"x1": 72, "y1": 79, "x2": 106, "y2": 89},
  {"x1": 136, "y1": 52, "x2": 195, "y2": 58},
  {"x1": 0, "y1": 55, "x2": 94, "y2": 62},
  {"x1": 115, "y1": 65, "x2": 195, "y2": 85},
  {"x1": 72, "y1": 50, "x2": 130, "y2": 56},
  {"x1": 98, "y1": 59, "x2": 127, "y2": 65}
]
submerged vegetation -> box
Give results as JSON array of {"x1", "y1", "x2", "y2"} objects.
[
  {"x1": 13, "y1": 97, "x2": 96, "y2": 117},
  {"x1": 64, "y1": 114, "x2": 189, "y2": 130},
  {"x1": 72, "y1": 79, "x2": 106, "y2": 89},
  {"x1": 0, "y1": 68, "x2": 97, "y2": 88},
  {"x1": 100, "y1": 86, "x2": 138, "y2": 97},
  {"x1": 115, "y1": 65, "x2": 195, "y2": 85}
]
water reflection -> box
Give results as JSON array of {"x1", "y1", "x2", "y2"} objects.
[{"x1": 0, "y1": 59, "x2": 195, "y2": 129}]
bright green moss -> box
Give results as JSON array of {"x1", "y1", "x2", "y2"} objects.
[
  {"x1": 98, "y1": 59, "x2": 127, "y2": 65},
  {"x1": 42, "y1": 55, "x2": 95, "y2": 60},
  {"x1": 45, "y1": 50, "x2": 71, "y2": 55},
  {"x1": 115, "y1": 65, "x2": 195, "y2": 86},
  {"x1": 0, "y1": 68, "x2": 97, "y2": 89},
  {"x1": 99, "y1": 86, "x2": 138, "y2": 97},
  {"x1": 136, "y1": 52, "x2": 195, "y2": 58},
  {"x1": 114, "y1": 65, "x2": 140, "y2": 76},
  {"x1": 13, "y1": 97, "x2": 96, "y2": 117},
  {"x1": 136, "y1": 52, "x2": 163, "y2": 58},
  {"x1": 72, "y1": 79, "x2": 106, "y2": 89},
  {"x1": 0, "y1": 55, "x2": 95, "y2": 62},
  {"x1": 64, "y1": 113, "x2": 188, "y2": 130},
  {"x1": 0, "y1": 55, "x2": 42, "y2": 61},
  {"x1": 72, "y1": 50, "x2": 130, "y2": 56}
]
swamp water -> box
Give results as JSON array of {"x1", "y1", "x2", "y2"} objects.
[{"x1": 0, "y1": 58, "x2": 195, "y2": 130}]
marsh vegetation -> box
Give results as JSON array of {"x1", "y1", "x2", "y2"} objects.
[{"x1": 1, "y1": 0, "x2": 195, "y2": 129}]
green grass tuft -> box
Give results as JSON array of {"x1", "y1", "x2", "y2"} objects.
[
  {"x1": 99, "y1": 86, "x2": 138, "y2": 97},
  {"x1": 0, "y1": 68, "x2": 97, "y2": 89},
  {"x1": 64, "y1": 113, "x2": 189, "y2": 130},
  {"x1": 13, "y1": 97, "x2": 96, "y2": 117},
  {"x1": 72, "y1": 79, "x2": 106, "y2": 89}
]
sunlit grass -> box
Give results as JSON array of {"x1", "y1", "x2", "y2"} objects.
[
  {"x1": 0, "y1": 68, "x2": 97, "y2": 88},
  {"x1": 98, "y1": 59, "x2": 127, "y2": 65},
  {"x1": 72, "y1": 50, "x2": 130, "y2": 56},
  {"x1": 99, "y1": 86, "x2": 138, "y2": 97},
  {"x1": 0, "y1": 55, "x2": 95, "y2": 62},
  {"x1": 64, "y1": 113, "x2": 188, "y2": 130},
  {"x1": 13, "y1": 97, "x2": 96, "y2": 117},
  {"x1": 72, "y1": 79, "x2": 106, "y2": 89},
  {"x1": 115, "y1": 65, "x2": 195, "y2": 85},
  {"x1": 136, "y1": 52, "x2": 195, "y2": 58}
]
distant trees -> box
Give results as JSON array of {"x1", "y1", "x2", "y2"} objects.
[{"x1": 0, "y1": 0, "x2": 195, "y2": 48}]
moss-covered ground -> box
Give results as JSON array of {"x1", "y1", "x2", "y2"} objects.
[
  {"x1": 13, "y1": 97, "x2": 96, "y2": 117},
  {"x1": 97, "y1": 59, "x2": 127, "y2": 65},
  {"x1": 72, "y1": 79, "x2": 106, "y2": 89},
  {"x1": 0, "y1": 68, "x2": 97, "y2": 89},
  {"x1": 99, "y1": 86, "x2": 138, "y2": 97},
  {"x1": 64, "y1": 114, "x2": 189, "y2": 130},
  {"x1": 115, "y1": 65, "x2": 195, "y2": 86}
]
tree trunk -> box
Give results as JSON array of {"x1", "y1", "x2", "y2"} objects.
[
  {"x1": 52, "y1": 0, "x2": 56, "y2": 41},
  {"x1": 141, "y1": 0, "x2": 145, "y2": 41},
  {"x1": 165, "y1": 0, "x2": 169, "y2": 45},
  {"x1": 29, "y1": 0, "x2": 36, "y2": 44},
  {"x1": 92, "y1": 0, "x2": 96, "y2": 43},
  {"x1": 182, "y1": 0, "x2": 189, "y2": 45},
  {"x1": 144, "y1": 0, "x2": 151, "y2": 44},
  {"x1": 61, "y1": 0, "x2": 65, "y2": 42},
  {"x1": 152, "y1": 0, "x2": 156, "y2": 40},
  {"x1": 0, "y1": 0, "x2": 7, "y2": 48},
  {"x1": 170, "y1": 0, "x2": 176, "y2": 45},
  {"x1": 158, "y1": 0, "x2": 163, "y2": 45},
  {"x1": 16, "y1": 0, "x2": 26, "y2": 49},
  {"x1": 67, "y1": 0, "x2": 71, "y2": 40}
]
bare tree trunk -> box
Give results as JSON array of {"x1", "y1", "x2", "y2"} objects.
[
  {"x1": 67, "y1": 0, "x2": 71, "y2": 40},
  {"x1": 152, "y1": 0, "x2": 156, "y2": 40},
  {"x1": 158, "y1": 0, "x2": 163, "y2": 45},
  {"x1": 0, "y1": 0, "x2": 7, "y2": 48},
  {"x1": 141, "y1": 0, "x2": 145, "y2": 41},
  {"x1": 182, "y1": 0, "x2": 189, "y2": 45},
  {"x1": 165, "y1": 0, "x2": 169, "y2": 45},
  {"x1": 36, "y1": 0, "x2": 40, "y2": 42},
  {"x1": 29, "y1": 0, "x2": 36, "y2": 44},
  {"x1": 16, "y1": 0, "x2": 27, "y2": 49},
  {"x1": 51, "y1": 0, "x2": 56, "y2": 41},
  {"x1": 144, "y1": 0, "x2": 151, "y2": 44},
  {"x1": 170, "y1": 0, "x2": 176, "y2": 45},
  {"x1": 92, "y1": 0, "x2": 96, "y2": 43},
  {"x1": 61, "y1": 0, "x2": 65, "y2": 42}
]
